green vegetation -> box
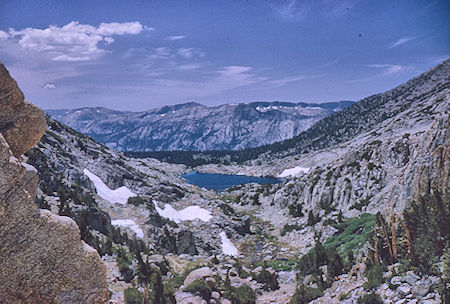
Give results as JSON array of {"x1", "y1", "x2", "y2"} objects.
[
  {"x1": 280, "y1": 224, "x2": 303, "y2": 236},
  {"x1": 403, "y1": 191, "x2": 449, "y2": 275},
  {"x1": 124, "y1": 288, "x2": 142, "y2": 304},
  {"x1": 290, "y1": 282, "x2": 323, "y2": 304},
  {"x1": 363, "y1": 262, "x2": 384, "y2": 290},
  {"x1": 253, "y1": 259, "x2": 299, "y2": 272},
  {"x1": 324, "y1": 213, "x2": 376, "y2": 257},
  {"x1": 116, "y1": 247, "x2": 134, "y2": 283},
  {"x1": 227, "y1": 285, "x2": 256, "y2": 304},
  {"x1": 183, "y1": 279, "x2": 212, "y2": 301},
  {"x1": 296, "y1": 241, "x2": 345, "y2": 290},
  {"x1": 357, "y1": 292, "x2": 383, "y2": 304},
  {"x1": 234, "y1": 259, "x2": 250, "y2": 278},
  {"x1": 307, "y1": 211, "x2": 320, "y2": 226},
  {"x1": 252, "y1": 262, "x2": 279, "y2": 291},
  {"x1": 288, "y1": 202, "x2": 304, "y2": 217},
  {"x1": 351, "y1": 196, "x2": 372, "y2": 211},
  {"x1": 127, "y1": 196, "x2": 146, "y2": 206},
  {"x1": 338, "y1": 292, "x2": 349, "y2": 301}
]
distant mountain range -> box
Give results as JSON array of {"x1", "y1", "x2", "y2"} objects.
[{"x1": 46, "y1": 100, "x2": 354, "y2": 151}]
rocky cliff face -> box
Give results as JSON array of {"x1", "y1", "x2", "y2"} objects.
[
  {"x1": 0, "y1": 63, "x2": 108, "y2": 304},
  {"x1": 47, "y1": 100, "x2": 353, "y2": 151}
]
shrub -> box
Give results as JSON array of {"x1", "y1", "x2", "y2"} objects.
[
  {"x1": 127, "y1": 196, "x2": 146, "y2": 206},
  {"x1": 288, "y1": 202, "x2": 304, "y2": 217},
  {"x1": 363, "y1": 262, "x2": 384, "y2": 290},
  {"x1": 326, "y1": 247, "x2": 344, "y2": 284},
  {"x1": 338, "y1": 292, "x2": 349, "y2": 300},
  {"x1": 183, "y1": 279, "x2": 212, "y2": 301},
  {"x1": 351, "y1": 196, "x2": 371, "y2": 211},
  {"x1": 118, "y1": 260, "x2": 134, "y2": 283},
  {"x1": 253, "y1": 264, "x2": 279, "y2": 291},
  {"x1": 281, "y1": 224, "x2": 302, "y2": 236},
  {"x1": 324, "y1": 213, "x2": 376, "y2": 257},
  {"x1": 290, "y1": 283, "x2": 323, "y2": 304},
  {"x1": 403, "y1": 190, "x2": 449, "y2": 275},
  {"x1": 228, "y1": 285, "x2": 256, "y2": 304},
  {"x1": 124, "y1": 288, "x2": 142, "y2": 304},
  {"x1": 357, "y1": 292, "x2": 383, "y2": 304},
  {"x1": 307, "y1": 211, "x2": 320, "y2": 226}
]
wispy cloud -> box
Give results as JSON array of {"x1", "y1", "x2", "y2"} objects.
[
  {"x1": 387, "y1": 36, "x2": 418, "y2": 49},
  {"x1": 345, "y1": 63, "x2": 409, "y2": 83},
  {"x1": 268, "y1": 75, "x2": 319, "y2": 87},
  {"x1": 177, "y1": 63, "x2": 202, "y2": 70},
  {"x1": 318, "y1": 58, "x2": 340, "y2": 68},
  {"x1": 143, "y1": 66, "x2": 267, "y2": 98},
  {"x1": 368, "y1": 64, "x2": 407, "y2": 76},
  {"x1": 6, "y1": 21, "x2": 144, "y2": 61},
  {"x1": 164, "y1": 35, "x2": 186, "y2": 41},
  {"x1": 274, "y1": 0, "x2": 359, "y2": 20},
  {"x1": 177, "y1": 47, "x2": 205, "y2": 59}
]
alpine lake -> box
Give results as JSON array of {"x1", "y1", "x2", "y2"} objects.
[{"x1": 182, "y1": 171, "x2": 283, "y2": 191}]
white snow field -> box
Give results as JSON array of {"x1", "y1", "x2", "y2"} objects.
[
  {"x1": 111, "y1": 219, "x2": 144, "y2": 239},
  {"x1": 219, "y1": 231, "x2": 238, "y2": 256},
  {"x1": 153, "y1": 201, "x2": 212, "y2": 223},
  {"x1": 278, "y1": 166, "x2": 310, "y2": 178},
  {"x1": 83, "y1": 168, "x2": 136, "y2": 204}
]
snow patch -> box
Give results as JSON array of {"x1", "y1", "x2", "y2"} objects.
[
  {"x1": 111, "y1": 219, "x2": 144, "y2": 238},
  {"x1": 153, "y1": 201, "x2": 212, "y2": 223},
  {"x1": 278, "y1": 166, "x2": 310, "y2": 178},
  {"x1": 83, "y1": 168, "x2": 136, "y2": 204},
  {"x1": 21, "y1": 162, "x2": 38, "y2": 173},
  {"x1": 219, "y1": 231, "x2": 238, "y2": 256}
]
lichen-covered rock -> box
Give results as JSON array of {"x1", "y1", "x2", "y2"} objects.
[{"x1": 0, "y1": 62, "x2": 108, "y2": 304}]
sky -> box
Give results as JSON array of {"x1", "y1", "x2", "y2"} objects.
[{"x1": 0, "y1": 0, "x2": 448, "y2": 111}]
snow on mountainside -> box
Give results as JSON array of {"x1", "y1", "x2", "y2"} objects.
[{"x1": 46, "y1": 100, "x2": 353, "y2": 151}]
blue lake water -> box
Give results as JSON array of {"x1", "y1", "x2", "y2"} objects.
[{"x1": 182, "y1": 171, "x2": 283, "y2": 191}]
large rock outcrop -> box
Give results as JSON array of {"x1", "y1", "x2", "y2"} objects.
[{"x1": 0, "y1": 63, "x2": 108, "y2": 303}]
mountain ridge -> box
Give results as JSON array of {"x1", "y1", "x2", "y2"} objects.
[{"x1": 46, "y1": 100, "x2": 354, "y2": 152}]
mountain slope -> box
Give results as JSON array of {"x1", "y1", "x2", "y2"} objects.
[
  {"x1": 47, "y1": 100, "x2": 353, "y2": 151},
  {"x1": 7, "y1": 59, "x2": 448, "y2": 304},
  {"x1": 244, "y1": 59, "x2": 450, "y2": 160}
]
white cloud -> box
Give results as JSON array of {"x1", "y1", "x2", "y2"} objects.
[
  {"x1": 177, "y1": 47, "x2": 205, "y2": 59},
  {"x1": 104, "y1": 36, "x2": 114, "y2": 44},
  {"x1": 269, "y1": 75, "x2": 319, "y2": 87},
  {"x1": 0, "y1": 30, "x2": 9, "y2": 40},
  {"x1": 95, "y1": 22, "x2": 142, "y2": 35},
  {"x1": 368, "y1": 64, "x2": 406, "y2": 76},
  {"x1": 7, "y1": 21, "x2": 144, "y2": 61},
  {"x1": 388, "y1": 36, "x2": 418, "y2": 49},
  {"x1": 165, "y1": 35, "x2": 186, "y2": 41},
  {"x1": 177, "y1": 63, "x2": 202, "y2": 70},
  {"x1": 53, "y1": 54, "x2": 91, "y2": 62},
  {"x1": 44, "y1": 83, "x2": 56, "y2": 89}
]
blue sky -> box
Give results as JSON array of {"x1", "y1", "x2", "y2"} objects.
[{"x1": 0, "y1": 0, "x2": 448, "y2": 111}]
